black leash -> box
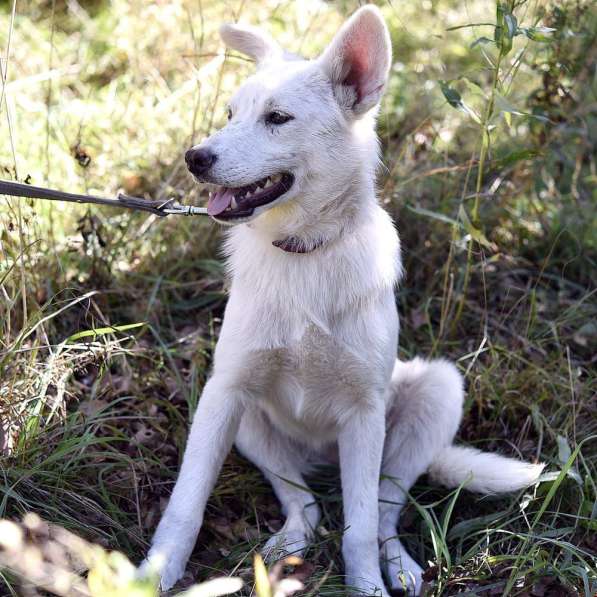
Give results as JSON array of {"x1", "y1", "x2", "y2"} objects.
[{"x1": 0, "y1": 179, "x2": 209, "y2": 217}]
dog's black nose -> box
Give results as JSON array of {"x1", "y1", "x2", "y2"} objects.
[{"x1": 185, "y1": 147, "x2": 217, "y2": 177}]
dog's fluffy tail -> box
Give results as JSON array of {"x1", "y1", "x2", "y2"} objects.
[{"x1": 428, "y1": 445, "x2": 545, "y2": 494}]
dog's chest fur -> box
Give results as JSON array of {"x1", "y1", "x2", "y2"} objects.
[
  {"x1": 214, "y1": 204, "x2": 402, "y2": 443},
  {"x1": 238, "y1": 323, "x2": 374, "y2": 441}
]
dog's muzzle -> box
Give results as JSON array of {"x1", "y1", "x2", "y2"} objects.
[{"x1": 185, "y1": 147, "x2": 217, "y2": 178}]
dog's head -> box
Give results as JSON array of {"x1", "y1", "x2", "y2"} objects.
[{"x1": 186, "y1": 6, "x2": 392, "y2": 230}]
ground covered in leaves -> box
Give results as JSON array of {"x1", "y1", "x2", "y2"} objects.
[{"x1": 0, "y1": 1, "x2": 595, "y2": 596}]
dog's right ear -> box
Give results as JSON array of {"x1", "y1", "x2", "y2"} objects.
[
  {"x1": 220, "y1": 23, "x2": 282, "y2": 66},
  {"x1": 318, "y1": 5, "x2": 392, "y2": 117}
]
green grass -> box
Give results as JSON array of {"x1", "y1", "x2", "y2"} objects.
[{"x1": 1, "y1": 0, "x2": 596, "y2": 595}]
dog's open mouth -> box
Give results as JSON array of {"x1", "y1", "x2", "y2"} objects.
[{"x1": 208, "y1": 173, "x2": 294, "y2": 220}]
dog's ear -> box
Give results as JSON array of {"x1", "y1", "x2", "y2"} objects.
[
  {"x1": 220, "y1": 23, "x2": 282, "y2": 66},
  {"x1": 318, "y1": 5, "x2": 392, "y2": 116}
]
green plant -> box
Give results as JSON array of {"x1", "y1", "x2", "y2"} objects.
[{"x1": 438, "y1": 1, "x2": 561, "y2": 332}]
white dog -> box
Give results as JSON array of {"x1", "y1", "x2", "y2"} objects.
[{"x1": 145, "y1": 6, "x2": 544, "y2": 595}]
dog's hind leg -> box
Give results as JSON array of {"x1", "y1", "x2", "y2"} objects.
[
  {"x1": 379, "y1": 358, "x2": 464, "y2": 596},
  {"x1": 235, "y1": 405, "x2": 320, "y2": 560}
]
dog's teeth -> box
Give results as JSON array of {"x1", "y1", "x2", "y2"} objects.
[
  {"x1": 258, "y1": 179, "x2": 267, "y2": 188},
  {"x1": 231, "y1": 197, "x2": 238, "y2": 209}
]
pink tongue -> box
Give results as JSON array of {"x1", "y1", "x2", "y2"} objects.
[{"x1": 208, "y1": 188, "x2": 234, "y2": 216}]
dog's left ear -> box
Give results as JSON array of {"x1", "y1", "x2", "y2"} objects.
[
  {"x1": 220, "y1": 23, "x2": 282, "y2": 66},
  {"x1": 318, "y1": 5, "x2": 392, "y2": 117}
]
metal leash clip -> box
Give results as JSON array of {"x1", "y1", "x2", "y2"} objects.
[
  {"x1": 0, "y1": 180, "x2": 210, "y2": 218},
  {"x1": 115, "y1": 193, "x2": 209, "y2": 216},
  {"x1": 157, "y1": 200, "x2": 209, "y2": 216}
]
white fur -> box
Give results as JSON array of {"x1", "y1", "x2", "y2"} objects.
[
  {"x1": 220, "y1": 23, "x2": 283, "y2": 66},
  {"x1": 143, "y1": 7, "x2": 543, "y2": 595},
  {"x1": 429, "y1": 446, "x2": 546, "y2": 494}
]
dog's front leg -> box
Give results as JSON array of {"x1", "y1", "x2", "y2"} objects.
[
  {"x1": 144, "y1": 376, "x2": 245, "y2": 590},
  {"x1": 339, "y1": 402, "x2": 389, "y2": 596}
]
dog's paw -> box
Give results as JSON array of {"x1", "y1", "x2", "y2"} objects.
[
  {"x1": 142, "y1": 514, "x2": 200, "y2": 591},
  {"x1": 345, "y1": 570, "x2": 390, "y2": 596},
  {"x1": 140, "y1": 546, "x2": 188, "y2": 592},
  {"x1": 262, "y1": 528, "x2": 309, "y2": 562},
  {"x1": 380, "y1": 539, "x2": 423, "y2": 596}
]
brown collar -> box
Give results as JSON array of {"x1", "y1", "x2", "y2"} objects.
[{"x1": 272, "y1": 236, "x2": 326, "y2": 254}]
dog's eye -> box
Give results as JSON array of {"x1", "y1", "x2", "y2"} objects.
[
  {"x1": 227, "y1": 107, "x2": 233, "y2": 121},
  {"x1": 265, "y1": 111, "x2": 293, "y2": 126}
]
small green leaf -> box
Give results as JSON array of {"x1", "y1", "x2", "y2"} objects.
[
  {"x1": 494, "y1": 92, "x2": 527, "y2": 117},
  {"x1": 462, "y1": 77, "x2": 487, "y2": 99},
  {"x1": 496, "y1": 149, "x2": 541, "y2": 168},
  {"x1": 499, "y1": 31, "x2": 513, "y2": 54},
  {"x1": 471, "y1": 36, "x2": 494, "y2": 48},
  {"x1": 556, "y1": 435, "x2": 571, "y2": 466},
  {"x1": 67, "y1": 322, "x2": 146, "y2": 343},
  {"x1": 504, "y1": 13, "x2": 518, "y2": 39},
  {"x1": 495, "y1": 4, "x2": 504, "y2": 40},
  {"x1": 493, "y1": 93, "x2": 552, "y2": 123},
  {"x1": 458, "y1": 205, "x2": 492, "y2": 248},
  {"x1": 439, "y1": 80, "x2": 481, "y2": 123},
  {"x1": 407, "y1": 205, "x2": 460, "y2": 227},
  {"x1": 555, "y1": 435, "x2": 582, "y2": 484},
  {"x1": 523, "y1": 26, "x2": 557, "y2": 42},
  {"x1": 439, "y1": 80, "x2": 463, "y2": 108},
  {"x1": 495, "y1": 3, "x2": 515, "y2": 55},
  {"x1": 447, "y1": 511, "x2": 505, "y2": 541}
]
